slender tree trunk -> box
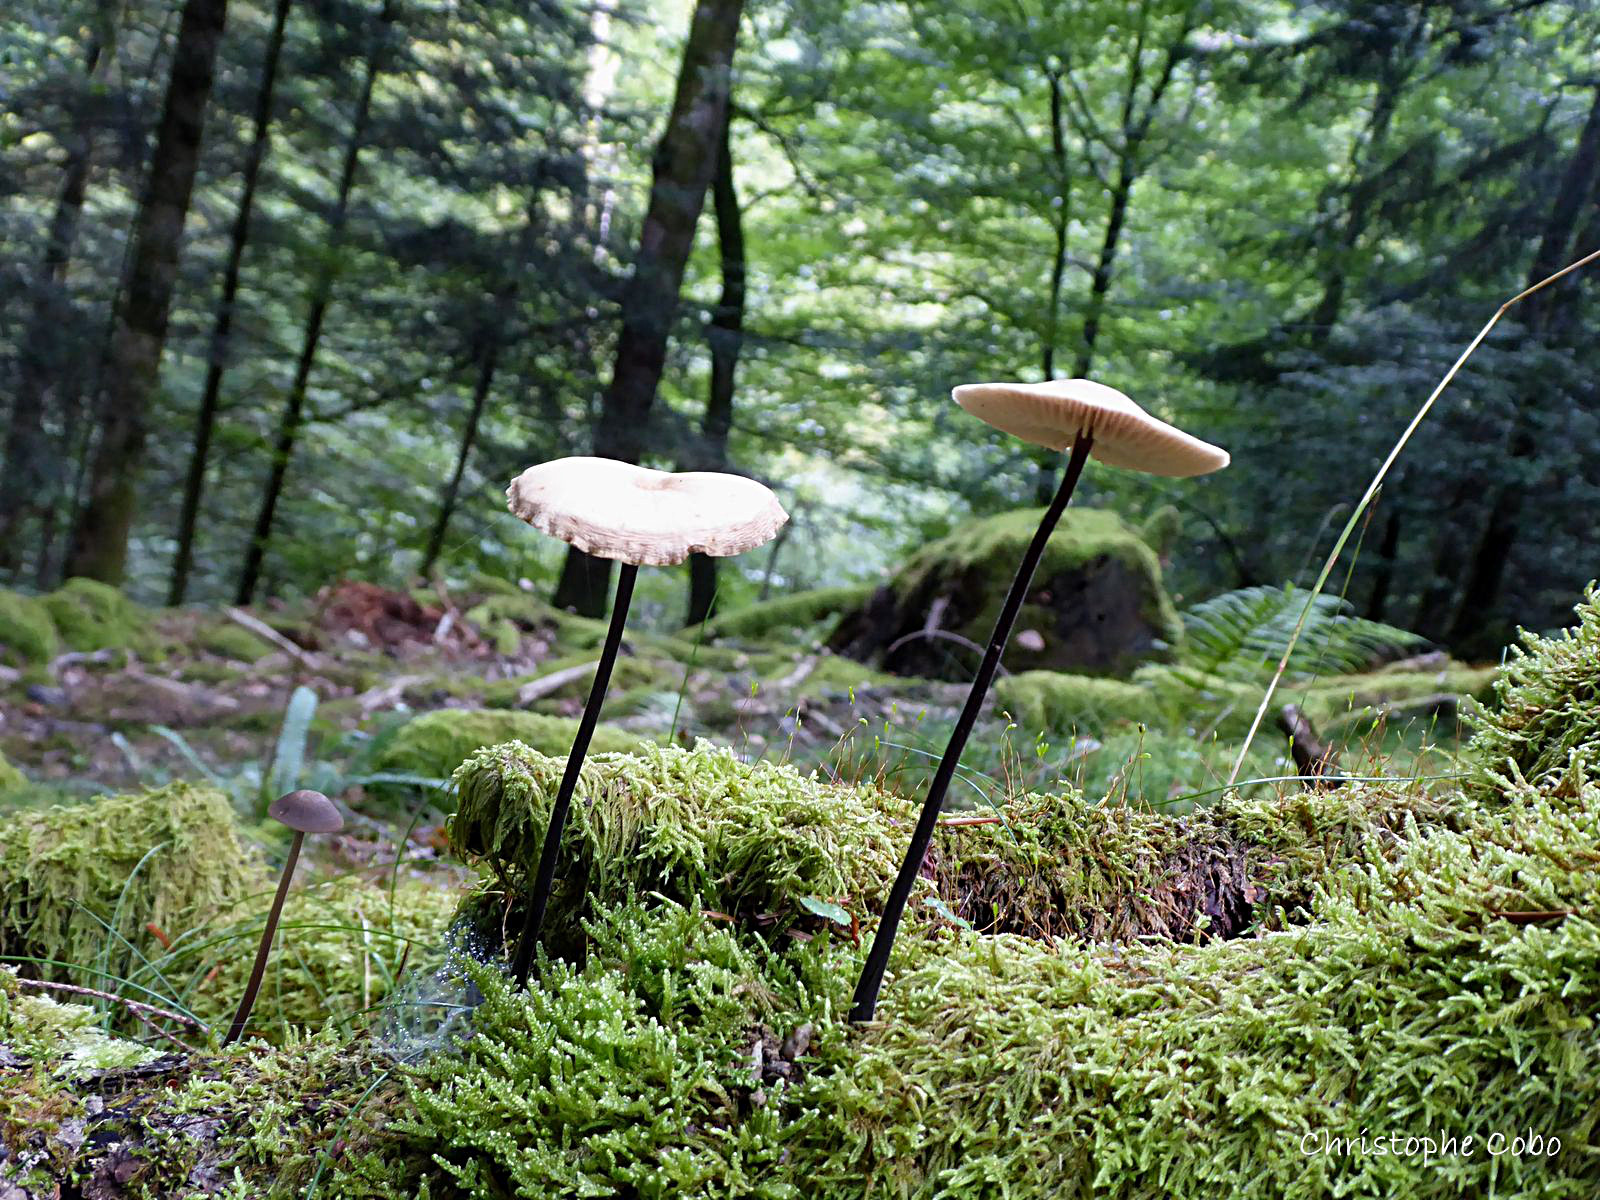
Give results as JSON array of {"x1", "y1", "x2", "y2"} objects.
[
  {"x1": 64, "y1": 0, "x2": 229, "y2": 585},
  {"x1": 1306, "y1": 50, "x2": 1410, "y2": 340},
  {"x1": 0, "y1": 36, "x2": 108, "y2": 573},
  {"x1": 422, "y1": 337, "x2": 500, "y2": 577},
  {"x1": 235, "y1": 0, "x2": 395, "y2": 606},
  {"x1": 1445, "y1": 84, "x2": 1600, "y2": 653},
  {"x1": 684, "y1": 119, "x2": 745, "y2": 627},
  {"x1": 1366, "y1": 491, "x2": 1402, "y2": 622},
  {"x1": 553, "y1": 0, "x2": 743, "y2": 616},
  {"x1": 168, "y1": 0, "x2": 293, "y2": 604}
]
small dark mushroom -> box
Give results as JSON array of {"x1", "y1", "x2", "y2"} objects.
[
  {"x1": 222, "y1": 789, "x2": 343, "y2": 1045},
  {"x1": 849, "y1": 379, "x2": 1229, "y2": 1023},
  {"x1": 504, "y1": 457, "x2": 787, "y2": 986}
]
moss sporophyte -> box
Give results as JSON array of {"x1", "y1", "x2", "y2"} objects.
[{"x1": 850, "y1": 378, "x2": 1229, "y2": 1022}]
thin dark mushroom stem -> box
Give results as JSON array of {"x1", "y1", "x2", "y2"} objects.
[
  {"x1": 223, "y1": 830, "x2": 303, "y2": 1045},
  {"x1": 512, "y1": 561, "x2": 639, "y2": 986},
  {"x1": 850, "y1": 432, "x2": 1095, "y2": 1023}
]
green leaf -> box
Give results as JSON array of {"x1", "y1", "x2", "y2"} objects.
[
  {"x1": 266, "y1": 685, "x2": 319, "y2": 810},
  {"x1": 798, "y1": 896, "x2": 852, "y2": 926},
  {"x1": 923, "y1": 896, "x2": 972, "y2": 929}
]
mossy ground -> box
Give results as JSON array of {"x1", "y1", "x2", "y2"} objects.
[
  {"x1": 703, "y1": 584, "x2": 875, "y2": 642},
  {"x1": 0, "y1": 783, "x2": 256, "y2": 987},
  {"x1": 2, "y1": 581, "x2": 1593, "y2": 1198},
  {"x1": 372, "y1": 708, "x2": 647, "y2": 787}
]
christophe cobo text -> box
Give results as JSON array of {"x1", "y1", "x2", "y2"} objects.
[{"x1": 1300, "y1": 1129, "x2": 1561, "y2": 1163}]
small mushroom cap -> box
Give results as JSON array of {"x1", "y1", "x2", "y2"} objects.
[
  {"x1": 953, "y1": 378, "x2": 1230, "y2": 478},
  {"x1": 268, "y1": 789, "x2": 344, "y2": 834},
  {"x1": 506, "y1": 457, "x2": 788, "y2": 566}
]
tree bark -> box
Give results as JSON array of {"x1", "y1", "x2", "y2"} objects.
[
  {"x1": 553, "y1": 0, "x2": 743, "y2": 616},
  {"x1": 53, "y1": 2, "x2": 227, "y2": 585},
  {"x1": 1445, "y1": 84, "x2": 1600, "y2": 653},
  {"x1": 1365, "y1": 492, "x2": 1402, "y2": 623},
  {"x1": 168, "y1": 0, "x2": 293, "y2": 604},
  {"x1": 234, "y1": 0, "x2": 395, "y2": 606},
  {"x1": 421, "y1": 336, "x2": 501, "y2": 577},
  {"x1": 684, "y1": 118, "x2": 745, "y2": 628}
]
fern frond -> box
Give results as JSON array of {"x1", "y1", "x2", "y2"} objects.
[{"x1": 1180, "y1": 585, "x2": 1423, "y2": 684}]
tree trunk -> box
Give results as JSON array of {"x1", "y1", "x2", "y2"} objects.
[
  {"x1": 684, "y1": 119, "x2": 745, "y2": 628},
  {"x1": 1445, "y1": 84, "x2": 1600, "y2": 653},
  {"x1": 1366, "y1": 496, "x2": 1402, "y2": 623},
  {"x1": 168, "y1": 0, "x2": 293, "y2": 604},
  {"x1": 553, "y1": 0, "x2": 743, "y2": 616},
  {"x1": 62, "y1": 0, "x2": 227, "y2": 585},
  {"x1": 422, "y1": 336, "x2": 500, "y2": 577},
  {"x1": 234, "y1": 0, "x2": 395, "y2": 606}
]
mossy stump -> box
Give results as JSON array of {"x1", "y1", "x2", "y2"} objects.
[{"x1": 830, "y1": 507, "x2": 1181, "y2": 680}]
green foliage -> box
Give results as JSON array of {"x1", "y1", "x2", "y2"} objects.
[
  {"x1": 1179, "y1": 584, "x2": 1424, "y2": 684},
  {"x1": 194, "y1": 620, "x2": 275, "y2": 663},
  {"x1": 449, "y1": 740, "x2": 1429, "y2": 948},
  {"x1": 0, "y1": 587, "x2": 60, "y2": 667},
  {"x1": 0, "y1": 968, "x2": 157, "y2": 1074},
  {"x1": 1468, "y1": 585, "x2": 1600, "y2": 793},
  {"x1": 185, "y1": 875, "x2": 461, "y2": 1042},
  {"x1": 448, "y1": 742, "x2": 909, "y2": 947},
  {"x1": 704, "y1": 585, "x2": 875, "y2": 642},
  {"x1": 993, "y1": 671, "x2": 1155, "y2": 732},
  {"x1": 0, "y1": 783, "x2": 255, "y2": 987},
  {"x1": 0, "y1": 749, "x2": 25, "y2": 796},
  {"x1": 38, "y1": 576, "x2": 146, "y2": 653},
  {"x1": 394, "y1": 903, "x2": 825, "y2": 1198},
  {"x1": 375, "y1": 709, "x2": 645, "y2": 788},
  {"x1": 394, "y1": 738, "x2": 1600, "y2": 1198}
]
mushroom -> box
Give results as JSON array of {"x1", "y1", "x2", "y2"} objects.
[
  {"x1": 504, "y1": 456, "x2": 787, "y2": 984},
  {"x1": 222, "y1": 789, "x2": 343, "y2": 1045},
  {"x1": 849, "y1": 378, "x2": 1228, "y2": 1023}
]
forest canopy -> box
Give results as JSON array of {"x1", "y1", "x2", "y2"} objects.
[{"x1": 3, "y1": 0, "x2": 1599, "y2": 652}]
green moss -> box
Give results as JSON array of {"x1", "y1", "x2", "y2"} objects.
[
  {"x1": 38, "y1": 577, "x2": 145, "y2": 653},
  {"x1": 0, "y1": 587, "x2": 60, "y2": 667},
  {"x1": 373, "y1": 708, "x2": 646, "y2": 784},
  {"x1": 194, "y1": 621, "x2": 275, "y2": 663},
  {"x1": 994, "y1": 670, "x2": 1157, "y2": 732},
  {"x1": 0, "y1": 749, "x2": 25, "y2": 796},
  {"x1": 398, "y1": 745, "x2": 1600, "y2": 1200},
  {"x1": 0, "y1": 968, "x2": 159, "y2": 1074},
  {"x1": 1299, "y1": 664, "x2": 1499, "y2": 732},
  {"x1": 855, "y1": 506, "x2": 1182, "y2": 679},
  {"x1": 449, "y1": 740, "x2": 1431, "y2": 953},
  {"x1": 1139, "y1": 503, "x2": 1183, "y2": 557},
  {"x1": 703, "y1": 584, "x2": 875, "y2": 642},
  {"x1": 1468, "y1": 585, "x2": 1600, "y2": 795},
  {"x1": 185, "y1": 874, "x2": 461, "y2": 1042},
  {"x1": 0, "y1": 783, "x2": 256, "y2": 985}
]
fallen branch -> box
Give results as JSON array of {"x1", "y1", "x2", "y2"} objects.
[
  {"x1": 516, "y1": 660, "x2": 600, "y2": 705},
  {"x1": 1276, "y1": 704, "x2": 1343, "y2": 787},
  {"x1": 225, "y1": 607, "x2": 321, "y2": 669},
  {"x1": 353, "y1": 674, "x2": 432, "y2": 716},
  {"x1": 11, "y1": 976, "x2": 206, "y2": 1031}
]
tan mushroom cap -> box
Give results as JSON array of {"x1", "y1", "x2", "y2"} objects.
[
  {"x1": 506, "y1": 457, "x2": 788, "y2": 566},
  {"x1": 952, "y1": 378, "x2": 1230, "y2": 477}
]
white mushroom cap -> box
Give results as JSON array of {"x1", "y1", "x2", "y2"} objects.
[
  {"x1": 506, "y1": 457, "x2": 788, "y2": 566},
  {"x1": 953, "y1": 378, "x2": 1229, "y2": 478}
]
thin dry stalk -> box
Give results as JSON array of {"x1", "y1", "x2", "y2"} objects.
[{"x1": 1228, "y1": 246, "x2": 1600, "y2": 786}]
